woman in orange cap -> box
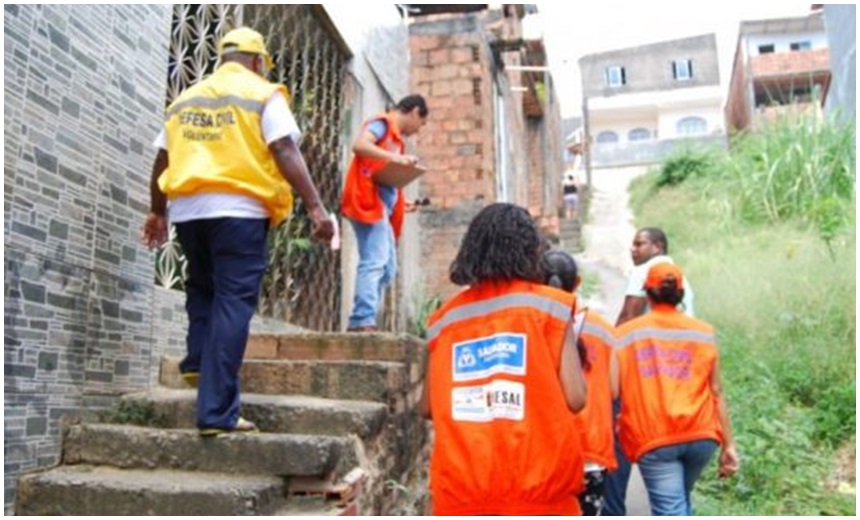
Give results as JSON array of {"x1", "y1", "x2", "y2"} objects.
[{"x1": 613, "y1": 262, "x2": 739, "y2": 516}]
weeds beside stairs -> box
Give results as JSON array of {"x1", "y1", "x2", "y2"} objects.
[{"x1": 16, "y1": 333, "x2": 430, "y2": 515}]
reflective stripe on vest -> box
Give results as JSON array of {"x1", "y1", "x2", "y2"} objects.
[
  {"x1": 617, "y1": 327, "x2": 715, "y2": 347},
  {"x1": 167, "y1": 95, "x2": 266, "y2": 117},
  {"x1": 427, "y1": 292, "x2": 571, "y2": 342}
]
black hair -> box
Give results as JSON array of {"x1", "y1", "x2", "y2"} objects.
[
  {"x1": 539, "y1": 250, "x2": 590, "y2": 371},
  {"x1": 645, "y1": 279, "x2": 684, "y2": 306},
  {"x1": 450, "y1": 203, "x2": 542, "y2": 286},
  {"x1": 639, "y1": 227, "x2": 669, "y2": 254},
  {"x1": 540, "y1": 250, "x2": 579, "y2": 293},
  {"x1": 392, "y1": 94, "x2": 429, "y2": 118}
]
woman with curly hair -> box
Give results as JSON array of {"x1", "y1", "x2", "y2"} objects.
[{"x1": 420, "y1": 203, "x2": 588, "y2": 516}]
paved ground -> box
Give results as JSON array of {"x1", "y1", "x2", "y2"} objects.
[{"x1": 572, "y1": 165, "x2": 652, "y2": 516}]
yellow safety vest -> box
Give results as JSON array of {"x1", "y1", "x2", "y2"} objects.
[{"x1": 159, "y1": 62, "x2": 293, "y2": 225}]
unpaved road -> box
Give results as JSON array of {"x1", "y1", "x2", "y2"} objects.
[{"x1": 573, "y1": 165, "x2": 652, "y2": 516}]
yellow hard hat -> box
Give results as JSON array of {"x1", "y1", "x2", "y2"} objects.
[{"x1": 218, "y1": 27, "x2": 274, "y2": 69}]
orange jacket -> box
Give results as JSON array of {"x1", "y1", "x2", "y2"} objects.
[
  {"x1": 426, "y1": 279, "x2": 584, "y2": 516},
  {"x1": 340, "y1": 112, "x2": 406, "y2": 239},
  {"x1": 574, "y1": 312, "x2": 618, "y2": 471},
  {"x1": 616, "y1": 304, "x2": 723, "y2": 462}
]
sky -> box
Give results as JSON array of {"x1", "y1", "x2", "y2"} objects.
[{"x1": 523, "y1": 1, "x2": 816, "y2": 118}]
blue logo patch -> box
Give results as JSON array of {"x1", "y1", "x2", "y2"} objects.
[{"x1": 452, "y1": 333, "x2": 527, "y2": 381}]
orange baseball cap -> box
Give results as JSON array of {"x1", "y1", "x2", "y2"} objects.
[{"x1": 644, "y1": 262, "x2": 684, "y2": 290}]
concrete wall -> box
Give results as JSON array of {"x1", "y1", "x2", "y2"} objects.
[
  {"x1": 3, "y1": 4, "x2": 172, "y2": 510},
  {"x1": 746, "y1": 32, "x2": 828, "y2": 55},
  {"x1": 823, "y1": 5, "x2": 856, "y2": 121},
  {"x1": 579, "y1": 34, "x2": 720, "y2": 99},
  {"x1": 591, "y1": 135, "x2": 727, "y2": 169}
]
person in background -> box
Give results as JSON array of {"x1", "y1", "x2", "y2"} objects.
[
  {"x1": 420, "y1": 203, "x2": 588, "y2": 515},
  {"x1": 562, "y1": 172, "x2": 580, "y2": 220},
  {"x1": 340, "y1": 95, "x2": 428, "y2": 332},
  {"x1": 541, "y1": 250, "x2": 618, "y2": 516},
  {"x1": 607, "y1": 227, "x2": 696, "y2": 514},
  {"x1": 141, "y1": 27, "x2": 333, "y2": 435},
  {"x1": 613, "y1": 262, "x2": 738, "y2": 516},
  {"x1": 616, "y1": 227, "x2": 694, "y2": 326}
]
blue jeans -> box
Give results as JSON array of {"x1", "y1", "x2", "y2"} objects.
[
  {"x1": 604, "y1": 399, "x2": 631, "y2": 516},
  {"x1": 347, "y1": 214, "x2": 396, "y2": 329},
  {"x1": 174, "y1": 217, "x2": 268, "y2": 429},
  {"x1": 637, "y1": 440, "x2": 718, "y2": 516}
]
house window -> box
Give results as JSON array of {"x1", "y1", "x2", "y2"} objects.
[
  {"x1": 672, "y1": 59, "x2": 693, "y2": 81},
  {"x1": 596, "y1": 131, "x2": 619, "y2": 143},
  {"x1": 676, "y1": 116, "x2": 707, "y2": 136},
  {"x1": 790, "y1": 41, "x2": 812, "y2": 51},
  {"x1": 604, "y1": 66, "x2": 626, "y2": 87},
  {"x1": 628, "y1": 128, "x2": 651, "y2": 141},
  {"x1": 758, "y1": 44, "x2": 775, "y2": 54}
]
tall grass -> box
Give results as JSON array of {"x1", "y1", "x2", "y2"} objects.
[
  {"x1": 629, "y1": 113, "x2": 856, "y2": 515},
  {"x1": 720, "y1": 111, "x2": 855, "y2": 248}
]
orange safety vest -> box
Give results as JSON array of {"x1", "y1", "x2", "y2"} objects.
[
  {"x1": 616, "y1": 304, "x2": 723, "y2": 462},
  {"x1": 340, "y1": 112, "x2": 406, "y2": 239},
  {"x1": 426, "y1": 279, "x2": 584, "y2": 516},
  {"x1": 575, "y1": 312, "x2": 618, "y2": 471}
]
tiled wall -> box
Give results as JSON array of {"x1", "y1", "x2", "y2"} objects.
[{"x1": 3, "y1": 4, "x2": 172, "y2": 510}]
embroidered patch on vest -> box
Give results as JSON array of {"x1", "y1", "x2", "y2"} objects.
[{"x1": 452, "y1": 333, "x2": 527, "y2": 381}]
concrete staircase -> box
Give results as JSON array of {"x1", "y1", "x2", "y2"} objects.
[
  {"x1": 16, "y1": 333, "x2": 429, "y2": 516},
  {"x1": 559, "y1": 217, "x2": 584, "y2": 252}
]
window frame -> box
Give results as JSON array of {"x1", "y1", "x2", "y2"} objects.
[
  {"x1": 672, "y1": 59, "x2": 693, "y2": 81},
  {"x1": 595, "y1": 130, "x2": 620, "y2": 144},
  {"x1": 676, "y1": 116, "x2": 708, "y2": 136},
  {"x1": 604, "y1": 65, "x2": 626, "y2": 88}
]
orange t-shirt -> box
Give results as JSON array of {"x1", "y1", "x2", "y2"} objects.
[
  {"x1": 340, "y1": 112, "x2": 406, "y2": 239},
  {"x1": 426, "y1": 279, "x2": 584, "y2": 516},
  {"x1": 574, "y1": 312, "x2": 618, "y2": 471},
  {"x1": 616, "y1": 305, "x2": 723, "y2": 462}
]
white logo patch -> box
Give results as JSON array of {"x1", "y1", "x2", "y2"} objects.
[{"x1": 451, "y1": 380, "x2": 525, "y2": 422}]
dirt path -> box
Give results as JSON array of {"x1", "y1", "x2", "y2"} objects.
[{"x1": 571, "y1": 165, "x2": 652, "y2": 516}]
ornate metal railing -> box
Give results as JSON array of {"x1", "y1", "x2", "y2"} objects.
[{"x1": 155, "y1": 4, "x2": 348, "y2": 331}]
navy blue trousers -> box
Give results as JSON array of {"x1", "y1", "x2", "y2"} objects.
[{"x1": 174, "y1": 217, "x2": 268, "y2": 429}]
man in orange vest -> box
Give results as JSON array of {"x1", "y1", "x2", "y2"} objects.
[
  {"x1": 141, "y1": 27, "x2": 333, "y2": 435},
  {"x1": 420, "y1": 203, "x2": 588, "y2": 515},
  {"x1": 340, "y1": 95, "x2": 428, "y2": 332},
  {"x1": 541, "y1": 250, "x2": 618, "y2": 516},
  {"x1": 612, "y1": 262, "x2": 738, "y2": 516}
]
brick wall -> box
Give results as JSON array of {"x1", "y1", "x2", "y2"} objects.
[
  {"x1": 749, "y1": 48, "x2": 831, "y2": 77},
  {"x1": 3, "y1": 5, "x2": 172, "y2": 510},
  {"x1": 409, "y1": 14, "x2": 498, "y2": 300},
  {"x1": 725, "y1": 44, "x2": 751, "y2": 132}
]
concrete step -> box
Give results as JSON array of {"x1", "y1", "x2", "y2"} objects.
[
  {"x1": 17, "y1": 465, "x2": 286, "y2": 515},
  {"x1": 121, "y1": 387, "x2": 388, "y2": 439},
  {"x1": 63, "y1": 423, "x2": 351, "y2": 477},
  {"x1": 160, "y1": 356, "x2": 411, "y2": 403},
  {"x1": 243, "y1": 332, "x2": 423, "y2": 363},
  {"x1": 240, "y1": 359, "x2": 407, "y2": 402}
]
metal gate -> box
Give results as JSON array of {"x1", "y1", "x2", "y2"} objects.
[{"x1": 156, "y1": 4, "x2": 348, "y2": 331}]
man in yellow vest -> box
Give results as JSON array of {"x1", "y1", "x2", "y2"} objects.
[{"x1": 141, "y1": 27, "x2": 333, "y2": 435}]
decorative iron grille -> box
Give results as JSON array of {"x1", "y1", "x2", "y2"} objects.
[{"x1": 155, "y1": 4, "x2": 348, "y2": 331}]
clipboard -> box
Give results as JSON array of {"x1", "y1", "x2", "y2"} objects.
[{"x1": 372, "y1": 161, "x2": 427, "y2": 188}]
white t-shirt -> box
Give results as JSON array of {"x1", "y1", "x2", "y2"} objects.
[
  {"x1": 154, "y1": 91, "x2": 301, "y2": 223},
  {"x1": 625, "y1": 254, "x2": 695, "y2": 316}
]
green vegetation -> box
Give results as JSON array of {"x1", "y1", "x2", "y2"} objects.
[
  {"x1": 630, "y1": 112, "x2": 855, "y2": 515},
  {"x1": 104, "y1": 400, "x2": 169, "y2": 428}
]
